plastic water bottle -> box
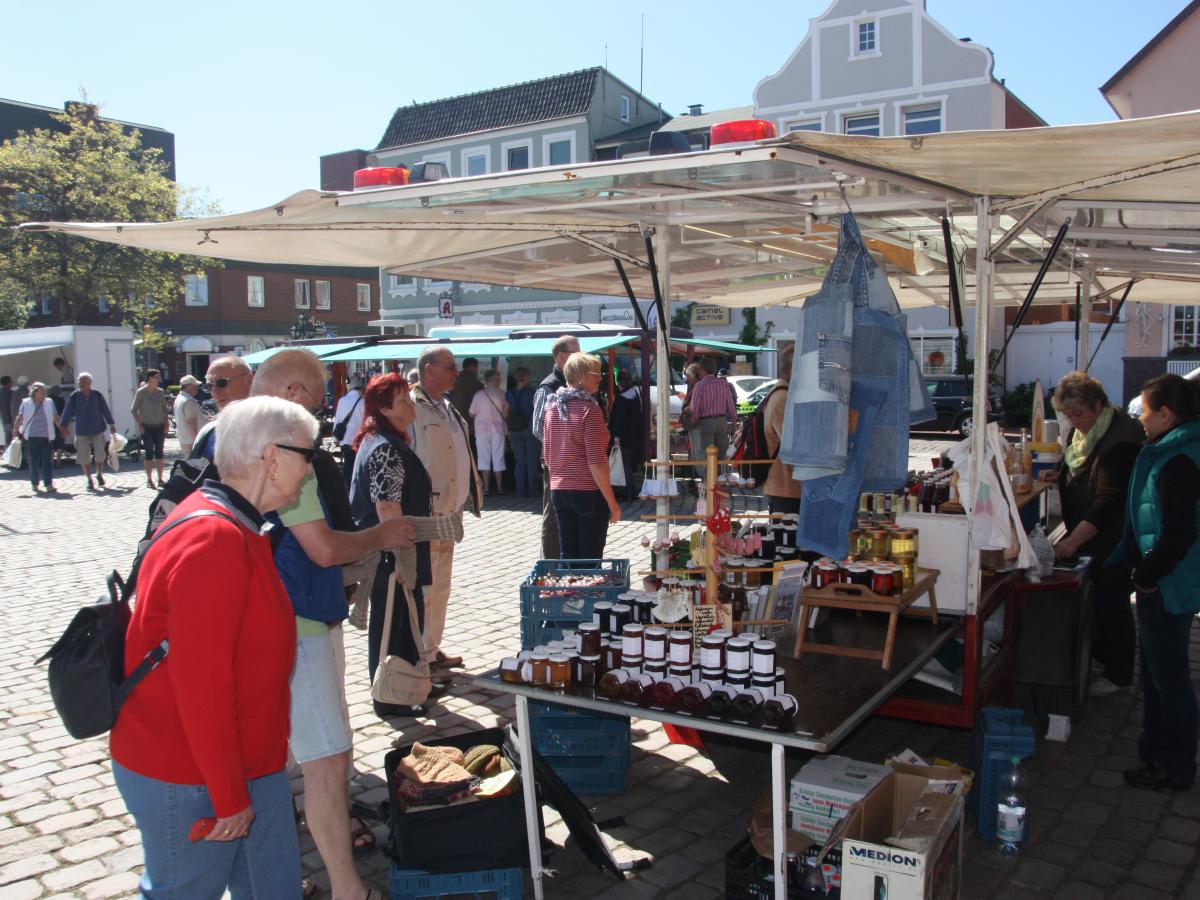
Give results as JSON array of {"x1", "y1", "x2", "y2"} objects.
[{"x1": 996, "y1": 755, "x2": 1028, "y2": 857}]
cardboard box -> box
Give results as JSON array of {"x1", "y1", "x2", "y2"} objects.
[
  {"x1": 788, "y1": 755, "x2": 890, "y2": 841},
  {"x1": 840, "y1": 762, "x2": 969, "y2": 900}
]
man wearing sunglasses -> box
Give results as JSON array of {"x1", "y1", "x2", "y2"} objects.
[
  {"x1": 251, "y1": 349, "x2": 414, "y2": 900},
  {"x1": 205, "y1": 356, "x2": 254, "y2": 412}
]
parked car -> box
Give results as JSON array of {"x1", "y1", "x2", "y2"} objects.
[
  {"x1": 1126, "y1": 364, "x2": 1200, "y2": 417},
  {"x1": 922, "y1": 375, "x2": 1005, "y2": 436},
  {"x1": 647, "y1": 369, "x2": 685, "y2": 422},
  {"x1": 737, "y1": 379, "x2": 779, "y2": 415},
  {"x1": 726, "y1": 375, "x2": 774, "y2": 404}
]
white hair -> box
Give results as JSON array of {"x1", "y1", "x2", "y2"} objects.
[
  {"x1": 77, "y1": 371, "x2": 94, "y2": 383},
  {"x1": 214, "y1": 396, "x2": 319, "y2": 480}
]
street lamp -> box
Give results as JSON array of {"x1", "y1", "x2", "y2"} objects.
[{"x1": 290, "y1": 314, "x2": 325, "y2": 340}]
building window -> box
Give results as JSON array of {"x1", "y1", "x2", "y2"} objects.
[
  {"x1": 184, "y1": 273, "x2": 208, "y2": 307},
  {"x1": 315, "y1": 280, "x2": 331, "y2": 310},
  {"x1": 1172, "y1": 306, "x2": 1200, "y2": 350},
  {"x1": 543, "y1": 131, "x2": 576, "y2": 167},
  {"x1": 294, "y1": 279, "x2": 311, "y2": 309},
  {"x1": 909, "y1": 334, "x2": 957, "y2": 374},
  {"x1": 462, "y1": 147, "x2": 490, "y2": 177},
  {"x1": 388, "y1": 274, "x2": 414, "y2": 291},
  {"x1": 784, "y1": 118, "x2": 822, "y2": 132},
  {"x1": 619, "y1": 95, "x2": 631, "y2": 122},
  {"x1": 503, "y1": 140, "x2": 532, "y2": 171},
  {"x1": 844, "y1": 113, "x2": 880, "y2": 136},
  {"x1": 41, "y1": 295, "x2": 52, "y2": 316},
  {"x1": 247, "y1": 276, "x2": 265, "y2": 308},
  {"x1": 856, "y1": 19, "x2": 877, "y2": 55},
  {"x1": 357, "y1": 283, "x2": 372, "y2": 312},
  {"x1": 903, "y1": 104, "x2": 942, "y2": 136},
  {"x1": 97, "y1": 294, "x2": 109, "y2": 314}
]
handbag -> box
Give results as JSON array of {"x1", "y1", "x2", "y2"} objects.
[
  {"x1": 37, "y1": 509, "x2": 239, "y2": 739},
  {"x1": 333, "y1": 394, "x2": 363, "y2": 443},
  {"x1": 1, "y1": 437, "x2": 21, "y2": 468},
  {"x1": 608, "y1": 444, "x2": 626, "y2": 487},
  {"x1": 372, "y1": 573, "x2": 433, "y2": 706}
]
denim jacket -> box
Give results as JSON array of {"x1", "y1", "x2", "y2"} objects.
[{"x1": 780, "y1": 214, "x2": 936, "y2": 557}]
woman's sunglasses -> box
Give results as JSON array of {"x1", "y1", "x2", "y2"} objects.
[{"x1": 275, "y1": 443, "x2": 318, "y2": 463}]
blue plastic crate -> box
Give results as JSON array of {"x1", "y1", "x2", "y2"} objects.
[
  {"x1": 971, "y1": 707, "x2": 1036, "y2": 840},
  {"x1": 542, "y1": 747, "x2": 629, "y2": 795},
  {"x1": 388, "y1": 865, "x2": 523, "y2": 900},
  {"x1": 530, "y1": 713, "x2": 630, "y2": 757},
  {"x1": 519, "y1": 559, "x2": 629, "y2": 649}
]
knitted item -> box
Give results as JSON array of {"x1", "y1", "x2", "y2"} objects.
[
  {"x1": 397, "y1": 743, "x2": 469, "y2": 785},
  {"x1": 462, "y1": 744, "x2": 511, "y2": 778}
]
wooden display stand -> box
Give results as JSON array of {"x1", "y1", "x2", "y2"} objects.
[{"x1": 793, "y1": 567, "x2": 940, "y2": 671}]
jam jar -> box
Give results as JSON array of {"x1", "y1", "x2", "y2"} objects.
[
  {"x1": 622, "y1": 623, "x2": 645, "y2": 659},
  {"x1": 592, "y1": 601, "x2": 614, "y2": 636},
  {"x1": 699, "y1": 634, "x2": 726, "y2": 670},
  {"x1": 669, "y1": 631, "x2": 694, "y2": 667},
  {"x1": 576, "y1": 622, "x2": 602, "y2": 657},
  {"x1": 643, "y1": 626, "x2": 669, "y2": 662},
  {"x1": 499, "y1": 656, "x2": 522, "y2": 684},
  {"x1": 548, "y1": 654, "x2": 572, "y2": 690},
  {"x1": 574, "y1": 654, "x2": 601, "y2": 688}
]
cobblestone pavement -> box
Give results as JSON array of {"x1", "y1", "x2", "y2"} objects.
[{"x1": 2, "y1": 441, "x2": 1199, "y2": 898}]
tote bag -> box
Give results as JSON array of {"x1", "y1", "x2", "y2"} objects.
[
  {"x1": 372, "y1": 573, "x2": 433, "y2": 706},
  {"x1": 608, "y1": 445, "x2": 626, "y2": 487}
]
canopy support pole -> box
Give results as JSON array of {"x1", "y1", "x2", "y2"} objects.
[
  {"x1": 941, "y1": 216, "x2": 966, "y2": 353},
  {"x1": 1088, "y1": 280, "x2": 1135, "y2": 371},
  {"x1": 991, "y1": 219, "x2": 1071, "y2": 374},
  {"x1": 967, "y1": 196, "x2": 992, "y2": 618},
  {"x1": 613, "y1": 259, "x2": 650, "y2": 333},
  {"x1": 653, "y1": 228, "x2": 673, "y2": 557},
  {"x1": 1078, "y1": 278, "x2": 1092, "y2": 373},
  {"x1": 614, "y1": 257, "x2": 655, "y2": 460}
]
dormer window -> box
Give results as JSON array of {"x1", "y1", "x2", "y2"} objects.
[{"x1": 854, "y1": 18, "x2": 879, "y2": 57}]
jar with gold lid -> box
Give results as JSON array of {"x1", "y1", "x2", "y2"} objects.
[{"x1": 868, "y1": 529, "x2": 890, "y2": 561}]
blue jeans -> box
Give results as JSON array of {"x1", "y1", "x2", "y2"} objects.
[
  {"x1": 27, "y1": 436, "x2": 52, "y2": 488},
  {"x1": 510, "y1": 429, "x2": 540, "y2": 496},
  {"x1": 798, "y1": 382, "x2": 887, "y2": 559},
  {"x1": 143, "y1": 424, "x2": 166, "y2": 460},
  {"x1": 1136, "y1": 590, "x2": 1197, "y2": 787},
  {"x1": 551, "y1": 489, "x2": 610, "y2": 560},
  {"x1": 113, "y1": 762, "x2": 301, "y2": 899}
]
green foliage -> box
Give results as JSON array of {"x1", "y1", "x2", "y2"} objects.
[
  {"x1": 1002, "y1": 380, "x2": 1046, "y2": 428},
  {"x1": 0, "y1": 100, "x2": 219, "y2": 326},
  {"x1": 737, "y1": 309, "x2": 774, "y2": 372},
  {"x1": 671, "y1": 301, "x2": 695, "y2": 329},
  {"x1": 0, "y1": 279, "x2": 30, "y2": 330},
  {"x1": 959, "y1": 349, "x2": 1004, "y2": 389}
]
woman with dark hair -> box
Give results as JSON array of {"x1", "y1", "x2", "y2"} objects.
[
  {"x1": 1109, "y1": 373, "x2": 1200, "y2": 791},
  {"x1": 1044, "y1": 370, "x2": 1144, "y2": 695},
  {"x1": 348, "y1": 373, "x2": 460, "y2": 719}
]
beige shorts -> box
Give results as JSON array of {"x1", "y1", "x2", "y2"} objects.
[{"x1": 75, "y1": 432, "x2": 108, "y2": 465}]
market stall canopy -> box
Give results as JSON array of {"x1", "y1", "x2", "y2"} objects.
[
  {"x1": 240, "y1": 341, "x2": 369, "y2": 365},
  {"x1": 0, "y1": 340, "x2": 67, "y2": 358},
  {"x1": 18, "y1": 110, "x2": 1200, "y2": 309}
]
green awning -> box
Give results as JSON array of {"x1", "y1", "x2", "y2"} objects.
[
  {"x1": 486, "y1": 335, "x2": 633, "y2": 357},
  {"x1": 241, "y1": 342, "x2": 369, "y2": 365},
  {"x1": 672, "y1": 337, "x2": 774, "y2": 353},
  {"x1": 323, "y1": 335, "x2": 634, "y2": 363}
]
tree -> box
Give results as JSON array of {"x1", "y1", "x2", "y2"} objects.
[
  {"x1": 0, "y1": 100, "x2": 217, "y2": 327},
  {"x1": 0, "y1": 279, "x2": 30, "y2": 330}
]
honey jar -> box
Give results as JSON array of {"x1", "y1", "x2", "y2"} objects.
[{"x1": 548, "y1": 654, "x2": 572, "y2": 690}]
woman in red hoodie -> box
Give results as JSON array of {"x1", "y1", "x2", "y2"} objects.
[{"x1": 111, "y1": 396, "x2": 319, "y2": 899}]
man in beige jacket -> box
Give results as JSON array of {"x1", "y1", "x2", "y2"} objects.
[
  {"x1": 763, "y1": 343, "x2": 801, "y2": 516},
  {"x1": 411, "y1": 346, "x2": 483, "y2": 674}
]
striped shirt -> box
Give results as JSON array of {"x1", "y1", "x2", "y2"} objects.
[
  {"x1": 688, "y1": 375, "x2": 738, "y2": 421},
  {"x1": 542, "y1": 396, "x2": 610, "y2": 491}
]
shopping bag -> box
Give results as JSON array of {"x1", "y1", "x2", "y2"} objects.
[
  {"x1": 371, "y1": 574, "x2": 432, "y2": 706},
  {"x1": 106, "y1": 441, "x2": 121, "y2": 473},
  {"x1": 608, "y1": 445, "x2": 626, "y2": 487},
  {"x1": 1, "y1": 438, "x2": 22, "y2": 469}
]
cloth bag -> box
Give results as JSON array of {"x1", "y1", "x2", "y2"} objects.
[
  {"x1": 1, "y1": 438, "x2": 22, "y2": 469},
  {"x1": 608, "y1": 445, "x2": 626, "y2": 487},
  {"x1": 372, "y1": 573, "x2": 432, "y2": 707}
]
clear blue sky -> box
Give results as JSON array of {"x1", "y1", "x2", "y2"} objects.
[{"x1": 0, "y1": 0, "x2": 1186, "y2": 214}]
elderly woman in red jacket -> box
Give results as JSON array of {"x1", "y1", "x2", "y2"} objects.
[{"x1": 111, "y1": 396, "x2": 320, "y2": 899}]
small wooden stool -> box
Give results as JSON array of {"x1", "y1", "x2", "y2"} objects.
[{"x1": 792, "y1": 568, "x2": 940, "y2": 671}]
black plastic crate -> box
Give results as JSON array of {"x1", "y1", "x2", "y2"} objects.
[{"x1": 724, "y1": 836, "x2": 840, "y2": 900}]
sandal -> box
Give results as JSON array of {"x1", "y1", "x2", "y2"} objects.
[
  {"x1": 349, "y1": 815, "x2": 376, "y2": 854},
  {"x1": 301, "y1": 876, "x2": 317, "y2": 899}
]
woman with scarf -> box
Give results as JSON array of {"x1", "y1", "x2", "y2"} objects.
[
  {"x1": 1047, "y1": 371, "x2": 1144, "y2": 696},
  {"x1": 1108, "y1": 373, "x2": 1200, "y2": 791},
  {"x1": 541, "y1": 352, "x2": 621, "y2": 559},
  {"x1": 348, "y1": 373, "x2": 461, "y2": 719}
]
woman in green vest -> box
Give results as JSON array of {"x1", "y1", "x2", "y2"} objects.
[{"x1": 1110, "y1": 373, "x2": 1200, "y2": 792}]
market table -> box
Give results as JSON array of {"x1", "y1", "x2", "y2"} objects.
[{"x1": 472, "y1": 609, "x2": 959, "y2": 899}]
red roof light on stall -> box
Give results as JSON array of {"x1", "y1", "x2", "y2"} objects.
[
  {"x1": 710, "y1": 119, "x2": 777, "y2": 146},
  {"x1": 353, "y1": 167, "x2": 410, "y2": 190}
]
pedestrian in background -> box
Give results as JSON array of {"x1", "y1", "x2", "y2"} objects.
[
  {"x1": 131, "y1": 369, "x2": 172, "y2": 489},
  {"x1": 469, "y1": 368, "x2": 508, "y2": 494},
  {"x1": 1109, "y1": 373, "x2": 1200, "y2": 793},
  {"x1": 14, "y1": 381, "x2": 59, "y2": 492},
  {"x1": 506, "y1": 367, "x2": 538, "y2": 497},
  {"x1": 532, "y1": 336, "x2": 581, "y2": 558},
  {"x1": 0, "y1": 375, "x2": 13, "y2": 448},
  {"x1": 173, "y1": 375, "x2": 204, "y2": 458},
  {"x1": 334, "y1": 374, "x2": 367, "y2": 486},
  {"x1": 111, "y1": 396, "x2": 318, "y2": 898},
  {"x1": 542, "y1": 352, "x2": 621, "y2": 559},
  {"x1": 53, "y1": 356, "x2": 75, "y2": 386},
  {"x1": 608, "y1": 369, "x2": 644, "y2": 500},
  {"x1": 205, "y1": 356, "x2": 254, "y2": 413},
  {"x1": 763, "y1": 344, "x2": 800, "y2": 516},
  {"x1": 688, "y1": 357, "x2": 737, "y2": 469},
  {"x1": 61, "y1": 372, "x2": 117, "y2": 490}
]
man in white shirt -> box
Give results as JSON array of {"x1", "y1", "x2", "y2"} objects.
[
  {"x1": 173, "y1": 375, "x2": 204, "y2": 457},
  {"x1": 410, "y1": 346, "x2": 483, "y2": 673},
  {"x1": 333, "y1": 374, "x2": 367, "y2": 485}
]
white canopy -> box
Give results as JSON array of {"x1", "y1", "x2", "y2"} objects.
[{"x1": 17, "y1": 110, "x2": 1200, "y2": 309}]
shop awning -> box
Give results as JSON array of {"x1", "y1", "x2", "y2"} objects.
[
  {"x1": 241, "y1": 342, "x2": 369, "y2": 365},
  {"x1": 0, "y1": 341, "x2": 66, "y2": 358},
  {"x1": 323, "y1": 334, "x2": 634, "y2": 363},
  {"x1": 672, "y1": 337, "x2": 776, "y2": 354}
]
